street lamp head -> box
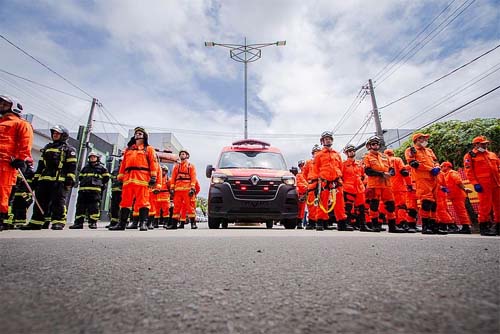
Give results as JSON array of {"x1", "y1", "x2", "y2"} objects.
[
  {"x1": 205, "y1": 41, "x2": 215, "y2": 47},
  {"x1": 276, "y1": 40, "x2": 286, "y2": 46}
]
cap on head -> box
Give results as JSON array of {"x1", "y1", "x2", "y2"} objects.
[
  {"x1": 472, "y1": 136, "x2": 490, "y2": 144},
  {"x1": 441, "y1": 161, "x2": 453, "y2": 169},
  {"x1": 412, "y1": 133, "x2": 430, "y2": 143},
  {"x1": 384, "y1": 149, "x2": 394, "y2": 156}
]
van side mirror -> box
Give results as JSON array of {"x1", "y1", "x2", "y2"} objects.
[{"x1": 206, "y1": 164, "x2": 215, "y2": 178}]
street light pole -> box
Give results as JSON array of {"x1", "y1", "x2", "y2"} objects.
[{"x1": 205, "y1": 38, "x2": 286, "y2": 139}]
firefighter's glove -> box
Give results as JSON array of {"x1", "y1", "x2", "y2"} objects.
[
  {"x1": 400, "y1": 168, "x2": 410, "y2": 177},
  {"x1": 430, "y1": 167, "x2": 441, "y2": 176},
  {"x1": 11, "y1": 159, "x2": 26, "y2": 172},
  {"x1": 388, "y1": 167, "x2": 396, "y2": 176},
  {"x1": 148, "y1": 176, "x2": 157, "y2": 187},
  {"x1": 64, "y1": 177, "x2": 75, "y2": 188},
  {"x1": 152, "y1": 189, "x2": 160, "y2": 195},
  {"x1": 406, "y1": 185, "x2": 414, "y2": 192},
  {"x1": 440, "y1": 186, "x2": 449, "y2": 193},
  {"x1": 188, "y1": 188, "x2": 195, "y2": 197},
  {"x1": 409, "y1": 160, "x2": 419, "y2": 169},
  {"x1": 473, "y1": 184, "x2": 483, "y2": 193}
]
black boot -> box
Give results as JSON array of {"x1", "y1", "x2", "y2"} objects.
[
  {"x1": 109, "y1": 208, "x2": 130, "y2": 231},
  {"x1": 496, "y1": 223, "x2": 500, "y2": 236},
  {"x1": 20, "y1": 222, "x2": 42, "y2": 230},
  {"x1": 178, "y1": 220, "x2": 185, "y2": 229},
  {"x1": 296, "y1": 218, "x2": 303, "y2": 229},
  {"x1": 107, "y1": 220, "x2": 118, "y2": 229},
  {"x1": 42, "y1": 221, "x2": 50, "y2": 229},
  {"x1": 447, "y1": 223, "x2": 459, "y2": 234},
  {"x1": 190, "y1": 218, "x2": 198, "y2": 229},
  {"x1": 126, "y1": 216, "x2": 138, "y2": 229},
  {"x1": 436, "y1": 223, "x2": 448, "y2": 235},
  {"x1": 421, "y1": 218, "x2": 434, "y2": 234},
  {"x1": 337, "y1": 219, "x2": 353, "y2": 231},
  {"x1": 51, "y1": 223, "x2": 64, "y2": 230},
  {"x1": 358, "y1": 212, "x2": 372, "y2": 232},
  {"x1": 153, "y1": 218, "x2": 159, "y2": 229},
  {"x1": 457, "y1": 224, "x2": 471, "y2": 234},
  {"x1": 139, "y1": 208, "x2": 149, "y2": 231},
  {"x1": 147, "y1": 215, "x2": 154, "y2": 230},
  {"x1": 69, "y1": 222, "x2": 84, "y2": 229},
  {"x1": 479, "y1": 222, "x2": 496, "y2": 236},
  {"x1": 316, "y1": 219, "x2": 324, "y2": 231},
  {"x1": 388, "y1": 219, "x2": 405, "y2": 233},
  {"x1": 371, "y1": 218, "x2": 381, "y2": 232},
  {"x1": 305, "y1": 220, "x2": 316, "y2": 230},
  {"x1": 89, "y1": 221, "x2": 97, "y2": 229},
  {"x1": 406, "y1": 222, "x2": 417, "y2": 233},
  {"x1": 165, "y1": 218, "x2": 178, "y2": 230}
]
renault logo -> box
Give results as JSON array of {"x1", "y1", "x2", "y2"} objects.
[{"x1": 250, "y1": 175, "x2": 260, "y2": 185}]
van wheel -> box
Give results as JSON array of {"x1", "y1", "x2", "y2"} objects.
[
  {"x1": 266, "y1": 221, "x2": 274, "y2": 229},
  {"x1": 208, "y1": 217, "x2": 220, "y2": 229},
  {"x1": 282, "y1": 219, "x2": 297, "y2": 229}
]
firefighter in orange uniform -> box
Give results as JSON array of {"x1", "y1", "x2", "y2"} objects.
[
  {"x1": 363, "y1": 136, "x2": 397, "y2": 232},
  {"x1": 168, "y1": 149, "x2": 197, "y2": 229},
  {"x1": 295, "y1": 160, "x2": 308, "y2": 229},
  {"x1": 0, "y1": 95, "x2": 33, "y2": 231},
  {"x1": 109, "y1": 127, "x2": 158, "y2": 231},
  {"x1": 436, "y1": 168, "x2": 454, "y2": 230},
  {"x1": 343, "y1": 144, "x2": 370, "y2": 231},
  {"x1": 385, "y1": 149, "x2": 413, "y2": 232},
  {"x1": 463, "y1": 136, "x2": 499, "y2": 236},
  {"x1": 406, "y1": 174, "x2": 419, "y2": 232},
  {"x1": 302, "y1": 145, "x2": 321, "y2": 229},
  {"x1": 187, "y1": 179, "x2": 201, "y2": 229},
  {"x1": 405, "y1": 133, "x2": 446, "y2": 234},
  {"x1": 147, "y1": 155, "x2": 162, "y2": 229},
  {"x1": 313, "y1": 131, "x2": 348, "y2": 231},
  {"x1": 156, "y1": 165, "x2": 171, "y2": 228},
  {"x1": 440, "y1": 161, "x2": 472, "y2": 234}
]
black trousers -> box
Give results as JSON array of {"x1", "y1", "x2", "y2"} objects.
[
  {"x1": 31, "y1": 182, "x2": 68, "y2": 225},
  {"x1": 74, "y1": 191, "x2": 101, "y2": 225}
]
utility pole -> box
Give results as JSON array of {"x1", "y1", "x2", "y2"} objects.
[
  {"x1": 77, "y1": 97, "x2": 97, "y2": 172},
  {"x1": 366, "y1": 79, "x2": 385, "y2": 147}
]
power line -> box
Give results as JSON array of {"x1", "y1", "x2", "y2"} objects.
[
  {"x1": 375, "y1": 0, "x2": 477, "y2": 86},
  {"x1": 0, "y1": 68, "x2": 91, "y2": 102},
  {"x1": 396, "y1": 61, "x2": 500, "y2": 128},
  {"x1": 346, "y1": 112, "x2": 374, "y2": 145},
  {"x1": 384, "y1": 84, "x2": 500, "y2": 147},
  {"x1": 379, "y1": 43, "x2": 500, "y2": 110},
  {"x1": 372, "y1": 0, "x2": 458, "y2": 81},
  {"x1": 0, "y1": 33, "x2": 95, "y2": 99},
  {"x1": 332, "y1": 89, "x2": 368, "y2": 133}
]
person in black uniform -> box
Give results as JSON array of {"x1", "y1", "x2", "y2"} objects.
[
  {"x1": 21, "y1": 125, "x2": 77, "y2": 230},
  {"x1": 106, "y1": 158, "x2": 122, "y2": 229},
  {"x1": 10, "y1": 158, "x2": 35, "y2": 228},
  {"x1": 69, "y1": 152, "x2": 110, "y2": 229}
]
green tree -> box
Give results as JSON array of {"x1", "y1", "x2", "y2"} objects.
[
  {"x1": 394, "y1": 118, "x2": 500, "y2": 167},
  {"x1": 196, "y1": 197, "x2": 207, "y2": 216}
]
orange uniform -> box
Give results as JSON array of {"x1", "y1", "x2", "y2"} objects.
[
  {"x1": 464, "y1": 147, "x2": 500, "y2": 224},
  {"x1": 155, "y1": 172, "x2": 171, "y2": 221},
  {"x1": 313, "y1": 147, "x2": 346, "y2": 223},
  {"x1": 387, "y1": 154, "x2": 412, "y2": 227},
  {"x1": 363, "y1": 150, "x2": 396, "y2": 227},
  {"x1": 171, "y1": 160, "x2": 197, "y2": 224},
  {"x1": 118, "y1": 144, "x2": 158, "y2": 211},
  {"x1": 188, "y1": 179, "x2": 201, "y2": 222},
  {"x1": 302, "y1": 158, "x2": 318, "y2": 227},
  {"x1": 442, "y1": 169, "x2": 470, "y2": 226},
  {"x1": 0, "y1": 113, "x2": 33, "y2": 216},
  {"x1": 342, "y1": 157, "x2": 366, "y2": 226},
  {"x1": 436, "y1": 172, "x2": 453, "y2": 224},
  {"x1": 296, "y1": 171, "x2": 308, "y2": 221}
]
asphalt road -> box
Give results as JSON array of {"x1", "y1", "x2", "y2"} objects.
[{"x1": 0, "y1": 225, "x2": 499, "y2": 334}]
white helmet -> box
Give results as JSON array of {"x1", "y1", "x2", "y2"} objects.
[{"x1": 0, "y1": 95, "x2": 23, "y2": 115}]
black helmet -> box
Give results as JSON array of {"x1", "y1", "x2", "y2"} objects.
[
  {"x1": 365, "y1": 135, "x2": 381, "y2": 147},
  {"x1": 343, "y1": 143, "x2": 356, "y2": 153},
  {"x1": 50, "y1": 125, "x2": 69, "y2": 142}
]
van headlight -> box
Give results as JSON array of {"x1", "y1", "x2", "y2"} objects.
[
  {"x1": 211, "y1": 173, "x2": 227, "y2": 184},
  {"x1": 282, "y1": 176, "x2": 295, "y2": 186}
]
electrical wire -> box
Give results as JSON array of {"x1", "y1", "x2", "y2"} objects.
[
  {"x1": 0, "y1": 33, "x2": 95, "y2": 99},
  {"x1": 0, "y1": 68, "x2": 91, "y2": 102},
  {"x1": 383, "y1": 84, "x2": 500, "y2": 147},
  {"x1": 379, "y1": 43, "x2": 500, "y2": 110},
  {"x1": 372, "y1": 0, "x2": 458, "y2": 81},
  {"x1": 333, "y1": 90, "x2": 368, "y2": 133},
  {"x1": 396, "y1": 61, "x2": 500, "y2": 128},
  {"x1": 375, "y1": 0, "x2": 477, "y2": 86},
  {"x1": 331, "y1": 88, "x2": 363, "y2": 133}
]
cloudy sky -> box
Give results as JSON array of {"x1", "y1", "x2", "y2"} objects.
[{"x1": 1, "y1": 0, "x2": 499, "y2": 195}]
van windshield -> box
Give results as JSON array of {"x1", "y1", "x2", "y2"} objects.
[{"x1": 218, "y1": 151, "x2": 287, "y2": 170}]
